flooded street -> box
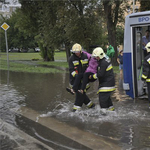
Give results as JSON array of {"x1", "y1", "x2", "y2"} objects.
[{"x1": 0, "y1": 70, "x2": 150, "y2": 150}]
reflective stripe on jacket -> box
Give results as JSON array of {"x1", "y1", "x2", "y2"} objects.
[{"x1": 69, "y1": 52, "x2": 89, "y2": 85}]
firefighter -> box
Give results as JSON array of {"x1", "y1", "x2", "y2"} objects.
[
  {"x1": 90, "y1": 47, "x2": 115, "y2": 111},
  {"x1": 68, "y1": 43, "x2": 95, "y2": 112},
  {"x1": 141, "y1": 42, "x2": 150, "y2": 109}
]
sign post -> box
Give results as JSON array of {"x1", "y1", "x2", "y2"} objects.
[{"x1": 1, "y1": 22, "x2": 10, "y2": 68}]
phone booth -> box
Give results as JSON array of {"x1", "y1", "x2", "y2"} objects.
[{"x1": 123, "y1": 11, "x2": 150, "y2": 99}]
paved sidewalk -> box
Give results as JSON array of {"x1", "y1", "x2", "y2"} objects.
[
  {"x1": 17, "y1": 106, "x2": 121, "y2": 150},
  {"x1": 0, "y1": 119, "x2": 53, "y2": 150}
]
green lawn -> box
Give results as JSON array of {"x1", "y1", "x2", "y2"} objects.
[
  {"x1": 0, "y1": 51, "x2": 67, "y2": 61},
  {"x1": 0, "y1": 51, "x2": 119, "y2": 73},
  {"x1": 1, "y1": 52, "x2": 43, "y2": 61},
  {"x1": 0, "y1": 51, "x2": 68, "y2": 73}
]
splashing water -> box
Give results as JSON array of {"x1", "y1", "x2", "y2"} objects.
[{"x1": 39, "y1": 100, "x2": 150, "y2": 125}]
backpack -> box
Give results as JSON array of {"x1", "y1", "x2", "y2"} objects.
[{"x1": 106, "y1": 45, "x2": 115, "y2": 58}]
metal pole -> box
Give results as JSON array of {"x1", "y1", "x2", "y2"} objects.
[
  {"x1": 5, "y1": 30, "x2": 9, "y2": 68},
  {"x1": 133, "y1": 0, "x2": 135, "y2": 13}
]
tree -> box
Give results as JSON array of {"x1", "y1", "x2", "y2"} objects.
[
  {"x1": 8, "y1": 9, "x2": 37, "y2": 50},
  {"x1": 19, "y1": 0, "x2": 104, "y2": 61},
  {"x1": 37, "y1": 1, "x2": 65, "y2": 61},
  {"x1": 0, "y1": 9, "x2": 37, "y2": 52},
  {"x1": 18, "y1": 0, "x2": 127, "y2": 63},
  {"x1": 116, "y1": 25, "x2": 124, "y2": 46},
  {"x1": 63, "y1": 0, "x2": 103, "y2": 49},
  {"x1": 19, "y1": 0, "x2": 66, "y2": 61},
  {"x1": 99, "y1": 0, "x2": 127, "y2": 65},
  {"x1": 139, "y1": 0, "x2": 150, "y2": 11},
  {"x1": 38, "y1": 0, "x2": 104, "y2": 60},
  {"x1": 55, "y1": 0, "x2": 104, "y2": 60}
]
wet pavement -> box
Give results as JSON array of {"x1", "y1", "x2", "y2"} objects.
[
  {"x1": 0, "y1": 70, "x2": 150, "y2": 150},
  {"x1": 0, "y1": 118, "x2": 52, "y2": 150}
]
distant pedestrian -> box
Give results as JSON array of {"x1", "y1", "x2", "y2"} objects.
[
  {"x1": 142, "y1": 30, "x2": 150, "y2": 57},
  {"x1": 117, "y1": 50, "x2": 123, "y2": 78},
  {"x1": 106, "y1": 45, "x2": 115, "y2": 58}
]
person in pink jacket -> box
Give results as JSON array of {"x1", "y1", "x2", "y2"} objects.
[{"x1": 70, "y1": 51, "x2": 99, "y2": 94}]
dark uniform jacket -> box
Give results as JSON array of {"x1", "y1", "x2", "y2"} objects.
[
  {"x1": 69, "y1": 52, "x2": 89, "y2": 86},
  {"x1": 94, "y1": 57, "x2": 115, "y2": 93},
  {"x1": 142, "y1": 53, "x2": 150, "y2": 82}
]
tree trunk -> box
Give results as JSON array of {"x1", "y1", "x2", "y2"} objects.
[
  {"x1": 103, "y1": 1, "x2": 120, "y2": 66},
  {"x1": 43, "y1": 47, "x2": 54, "y2": 61},
  {"x1": 107, "y1": 23, "x2": 118, "y2": 65},
  {"x1": 65, "y1": 41, "x2": 71, "y2": 62},
  {"x1": 44, "y1": 47, "x2": 50, "y2": 61}
]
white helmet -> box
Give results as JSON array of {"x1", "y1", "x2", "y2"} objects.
[
  {"x1": 92, "y1": 47, "x2": 105, "y2": 59},
  {"x1": 71, "y1": 43, "x2": 82, "y2": 53},
  {"x1": 145, "y1": 42, "x2": 150, "y2": 52}
]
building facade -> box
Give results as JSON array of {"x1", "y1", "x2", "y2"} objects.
[{"x1": 0, "y1": 0, "x2": 21, "y2": 18}]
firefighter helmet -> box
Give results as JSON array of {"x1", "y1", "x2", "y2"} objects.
[
  {"x1": 145, "y1": 42, "x2": 150, "y2": 52},
  {"x1": 92, "y1": 47, "x2": 105, "y2": 59},
  {"x1": 71, "y1": 43, "x2": 82, "y2": 53}
]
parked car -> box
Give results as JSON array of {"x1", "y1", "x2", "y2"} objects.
[
  {"x1": 35, "y1": 47, "x2": 40, "y2": 52},
  {"x1": 9, "y1": 48, "x2": 21, "y2": 52},
  {"x1": 21, "y1": 48, "x2": 29, "y2": 53}
]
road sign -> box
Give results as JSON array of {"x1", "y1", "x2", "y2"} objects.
[
  {"x1": 1, "y1": 22, "x2": 10, "y2": 68},
  {"x1": 1, "y1": 22, "x2": 10, "y2": 31}
]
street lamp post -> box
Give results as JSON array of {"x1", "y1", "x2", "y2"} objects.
[{"x1": 133, "y1": 0, "x2": 135, "y2": 13}]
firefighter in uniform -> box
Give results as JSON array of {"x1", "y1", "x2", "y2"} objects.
[
  {"x1": 141, "y1": 42, "x2": 150, "y2": 109},
  {"x1": 68, "y1": 43, "x2": 95, "y2": 112},
  {"x1": 90, "y1": 47, "x2": 115, "y2": 110}
]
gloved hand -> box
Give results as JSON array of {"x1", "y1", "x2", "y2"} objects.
[{"x1": 89, "y1": 75, "x2": 92, "y2": 79}]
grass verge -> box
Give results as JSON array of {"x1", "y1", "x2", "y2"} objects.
[
  {"x1": 0, "y1": 52, "x2": 68, "y2": 73},
  {"x1": 0, "y1": 51, "x2": 119, "y2": 74}
]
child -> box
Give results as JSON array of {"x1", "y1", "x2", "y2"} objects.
[
  {"x1": 117, "y1": 50, "x2": 123, "y2": 77},
  {"x1": 78, "y1": 51, "x2": 98, "y2": 94},
  {"x1": 67, "y1": 50, "x2": 99, "y2": 94}
]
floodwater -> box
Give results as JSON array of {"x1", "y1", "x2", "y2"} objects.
[{"x1": 0, "y1": 70, "x2": 150, "y2": 150}]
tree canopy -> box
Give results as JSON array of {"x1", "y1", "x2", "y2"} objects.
[
  {"x1": 17, "y1": 0, "x2": 106, "y2": 61},
  {"x1": 1, "y1": 0, "x2": 129, "y2": 64},
  {"x1": 140, "y1": 0, "x2": 150, "y2": 11}
]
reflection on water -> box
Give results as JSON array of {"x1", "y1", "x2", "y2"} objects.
[
  {"x1": 0, "y1": 83, "x2": 25, "y2": 124},
  {"x1": 0, "y1": 70, "x2": 150, "y2": 149}
]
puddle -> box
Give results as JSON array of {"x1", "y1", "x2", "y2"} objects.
[{"x1": 0, "y1": 70, "x2": 150, "y2": 149}]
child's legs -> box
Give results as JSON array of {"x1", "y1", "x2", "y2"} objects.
[
  {"x1": 119, "y1": 64, "x2": 123, "y2": 74},
  {"x1": 81, "y1": 72, "x2": 94, "y2": 90},
  {"x1": 73, "y1": 73, "x2": 83, "y2": 92}
]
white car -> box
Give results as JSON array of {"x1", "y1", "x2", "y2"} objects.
[{"x1": 35, "y1": 47, "x2": 40, "y2": 52}]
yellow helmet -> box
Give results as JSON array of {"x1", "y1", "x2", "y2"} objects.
[
  {"x1": 145, "y1": 42, "x2": 150, "y2": 52},
  {"x1": 71, "y1": 43, "x2": 82, "y2": 53},
  {"x1": 92, "y1": 47, "x2": 105, "y2": 59}
]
